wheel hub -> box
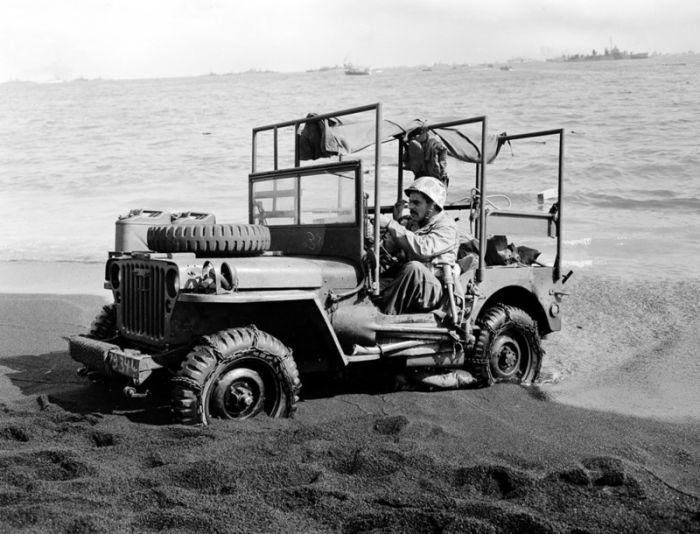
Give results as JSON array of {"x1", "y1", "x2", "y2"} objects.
[
  {"x1": 227, "y1": 383, "x2": 255, "y2": 410},
  {"x1": 491, "y1": 335, "x2": 522, "y2": 379},
  {"x1": 500, "y1": 344, "x2": 518, "y2": 369},
  {"x1": 210, "y1": 367, "x2": 265, "y2": 419}
]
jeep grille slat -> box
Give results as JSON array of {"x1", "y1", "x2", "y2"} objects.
[{"x1": 118, "y1": 260, "x2": 169, "y2": 343}]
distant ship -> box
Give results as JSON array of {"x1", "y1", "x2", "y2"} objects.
[
  {"x1": 548, "y1": 46, "x2": 649, "y2": 62},
  {"x1": 344, "y1": 61, "x2": 371, "y2": 75}
]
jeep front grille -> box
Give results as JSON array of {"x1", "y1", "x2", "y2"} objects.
[{"x1": 117, "y1": 260, "x2": 172, "y2": 343}]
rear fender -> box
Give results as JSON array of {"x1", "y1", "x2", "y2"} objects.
[{"x1": 472, "y1": 268, "x2": 561, "y2": 335}]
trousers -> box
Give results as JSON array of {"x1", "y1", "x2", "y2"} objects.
[{"x1": 381, "y1": 261, "x2": 443, "y2": 315}]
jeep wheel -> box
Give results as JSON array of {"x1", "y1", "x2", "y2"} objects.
[
  {"x1": 468, "y1": 305, "x2": 543, "y2": 386},
  {"x1": 87, "y1": 304, "x2": 116, "y2": 340},
  {"x1": 171, "y1": 327, "x2": 301, "y2": 425},
  {"x1": 147, "y1": 223, "x2": 271, "y2": 257}
]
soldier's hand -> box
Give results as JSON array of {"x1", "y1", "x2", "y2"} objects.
[
  {"x1": 392, "y1": 200, "x2": 407, "y2": 221},
  {"x1": 377, "y1": 214, "x2": 392, "y2": 228}
]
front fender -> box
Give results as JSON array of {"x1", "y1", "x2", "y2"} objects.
[{"x1": 178, "y1": 290, "x2": 348, "y2": 373}]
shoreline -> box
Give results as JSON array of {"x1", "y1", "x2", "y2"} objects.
[{"x1": 0, "y1": 260, "x2": 110, "y2": 297}]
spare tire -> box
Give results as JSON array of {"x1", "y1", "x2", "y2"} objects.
[{"x1": 147, "y1": 223, "x2": 270, "y2": 257}]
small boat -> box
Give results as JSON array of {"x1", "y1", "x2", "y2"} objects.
[{"x1": 344, "y1": 62, "x2": 371, "y2": 75}]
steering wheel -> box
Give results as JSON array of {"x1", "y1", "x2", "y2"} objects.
[
  {"x1": 364, "y1": 238, "x2": 403, "y2": 277},
  {"x1": 378, "y1": 244, "x2": 404, "y2": 275}
]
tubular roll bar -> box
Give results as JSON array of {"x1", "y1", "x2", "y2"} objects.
[
  {"x1": 252, "y1": 103, "x2": 382, "y2": 172},
  {"x1": 402, "y1": 115, "x2": 489, "y2": 281},
  {"x1": 393, "y1": 114, "x2": 489, "y2": 285},
  {"x1": 397, "y1": 115, "x2": 489, "y2": 281},
  {"x1": 250, "y1": 107, "x2": 564, "y2": 289},
  {"x1": 251, "y1": 103, "x2": 384, "y2": 295},
  {"x1": 492, "y1": 128, "x2": 565, "y2": 281}
]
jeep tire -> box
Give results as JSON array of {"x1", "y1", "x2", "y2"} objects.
[
  {"x1": 171, "y1": 327, "x2": 301, "y2": 425},
  {"x1": 147, "y1": 223, "x2": 271, "y2": 257},
  {"x1": 468, "y1": 305, "x2": 543, "y2": 386},
  {"x1": 87, "y1": 304, "x2": 117, "y2": 340},
  {"x1": 82, "y1": 304, "x2": 129, "y2": 386}
]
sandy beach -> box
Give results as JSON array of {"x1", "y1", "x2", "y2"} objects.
[{"x1": 0, "y1": 267, "x2": 699, "y2": 533}]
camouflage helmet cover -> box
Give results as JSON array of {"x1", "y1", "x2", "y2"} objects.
[{"x1": 404, "y1": 176, "x2": 447, "y2": 209}]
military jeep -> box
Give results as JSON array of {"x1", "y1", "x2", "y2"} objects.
[{"x1": 68, "y1": 103, "x2": 570, "y2": 424}]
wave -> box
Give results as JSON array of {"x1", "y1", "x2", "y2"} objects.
[
  {"x1": 573, "y1": 193, "x2": 700, "y2": 211},
  {"x1": 563, "y1": 237, "x2": 592, "y2": 247},
  {"x1": 2, "y1": 61, "x2": 698, "y2": 286},
  {"x1": 610, "y1": 197, "x2": 699, "y2": 210}
]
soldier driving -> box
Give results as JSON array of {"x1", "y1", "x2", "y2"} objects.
[{"x1": 377, "y1": 176, "x2": 459, "y2": 314}]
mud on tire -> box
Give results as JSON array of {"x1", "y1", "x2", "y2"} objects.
[
  {"x1": 147, "y1": 223, "x2": 271, "y2": 257},
  {"x1": 171, "y1": 326, "x2": 301, "y2": 425},
  {"x1": 87, "y1": 304, "x2": 117, "y2": 340},
  {"x1": 467, "y1": 305, "x2": 543, "y2": 386},
  {"x1": 82, "y1": 304, "x2": 130, "y2": 386}
]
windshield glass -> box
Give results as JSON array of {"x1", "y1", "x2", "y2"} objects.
[{"x1": 251, "y1": 169, "x2": 356, "y2": 226}]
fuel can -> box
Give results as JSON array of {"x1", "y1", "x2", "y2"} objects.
[{"x1": 114, "y1": 209, "x2": 171, "y2": 252}]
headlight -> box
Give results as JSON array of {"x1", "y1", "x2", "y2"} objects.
[
  {"x1": 166, "y1": 268, "x2": 179, "y2": 299},
  {"x1": 109, "y1": 263, "x2": 121, "y2": 290},
  {"x1": 220, "y1": 262, "x2": 236, "y2": 291}
]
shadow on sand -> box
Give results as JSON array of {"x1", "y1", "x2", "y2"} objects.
[
  {"x1": 1, "y1": 351, "x2": 172, "y2": 425},
  {"x1": 2, "y1": 350, "x2": 438, "y2": 426}
]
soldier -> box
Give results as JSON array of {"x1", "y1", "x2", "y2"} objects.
[
  {"x1": 403, "y1": 127, "x2": 449, "y2": 186},
  {"x1": 377, "y1": 177, "x2": 459, "y2": 314}
]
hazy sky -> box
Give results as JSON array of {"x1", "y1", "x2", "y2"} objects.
[{"x1": 1, "y1": 0, "x2": 698, "y2": 82}]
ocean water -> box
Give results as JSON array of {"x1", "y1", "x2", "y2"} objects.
[
  {"x1": 2, "y1": 54, "x2": 699, "y2": 278},
  {"x1": 1, "y1": 55, "x2": 699, "y2": 420}
]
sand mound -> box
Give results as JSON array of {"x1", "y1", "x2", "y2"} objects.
[
  {"x1": 1, "y1": 382, "x2": 698, "y2": 533},
  {"x1": 541, "y1": 274, "x2": 700, "y2": 421}
]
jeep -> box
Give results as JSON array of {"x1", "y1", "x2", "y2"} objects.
[{"x1": 68, "y1": 103, "x2": 570, "y2": 424}]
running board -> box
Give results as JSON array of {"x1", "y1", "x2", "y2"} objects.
[{"x1": 346, "y1": 336, "x2": 459, "y2": 363}]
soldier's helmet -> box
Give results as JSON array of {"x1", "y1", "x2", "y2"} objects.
[{"x1": 404, "y1": 176, "x2": 447, "y2": 210}]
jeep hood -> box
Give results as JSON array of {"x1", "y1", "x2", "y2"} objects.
[{"x1": 178, "y1": 255, "x2": 359, "y2": 291}]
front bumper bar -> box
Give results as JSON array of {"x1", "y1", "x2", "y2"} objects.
[{"x1": 68, "y1": 335, "x2": 163, "y2": 386}]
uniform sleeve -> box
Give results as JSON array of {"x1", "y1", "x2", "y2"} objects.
[{"x1": 385, "y1": 218, "x2": 457, "y2": 261}]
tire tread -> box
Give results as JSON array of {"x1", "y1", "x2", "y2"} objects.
[
  {"x1": 172, "y1": 326, "x2": 300, "y2": 425},
  {"x1": 467, "y1": 305, "x2": 543, "y2": 386},
  {"x1": 147, "y1": 224, "x2": 271, "y2": 257}
]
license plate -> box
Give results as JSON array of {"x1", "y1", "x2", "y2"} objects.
[{"x1": 107, "y1": 350, "x2": 141, "y2": 379}]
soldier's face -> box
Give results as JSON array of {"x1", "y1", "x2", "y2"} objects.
[{"x1": 408, "y1": 192, "x2": 433, "y2": 225}]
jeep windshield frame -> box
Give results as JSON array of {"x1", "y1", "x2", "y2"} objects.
[
  {"x1": 249, "y1": 160, "x2": 365, "y2": 266},
  {"x1": 252, "y1": 103, "x2": 383, "y2": 290}
]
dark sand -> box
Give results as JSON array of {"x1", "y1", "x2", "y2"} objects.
[{"x1": 0, "y1": 274, "x2": 698, "y2": 533}]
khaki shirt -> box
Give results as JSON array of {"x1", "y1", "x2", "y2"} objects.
[{"x1": 383, "y1": 210, "x2": 458, "y2": 274}]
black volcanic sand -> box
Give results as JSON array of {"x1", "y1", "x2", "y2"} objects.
[{"x1": 0, "y1": 277, "x2": 699, "y2": 534}]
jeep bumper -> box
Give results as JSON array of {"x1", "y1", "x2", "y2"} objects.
[{"x1": 68, "y1": 335, "x2": 163, "y2": 385}]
